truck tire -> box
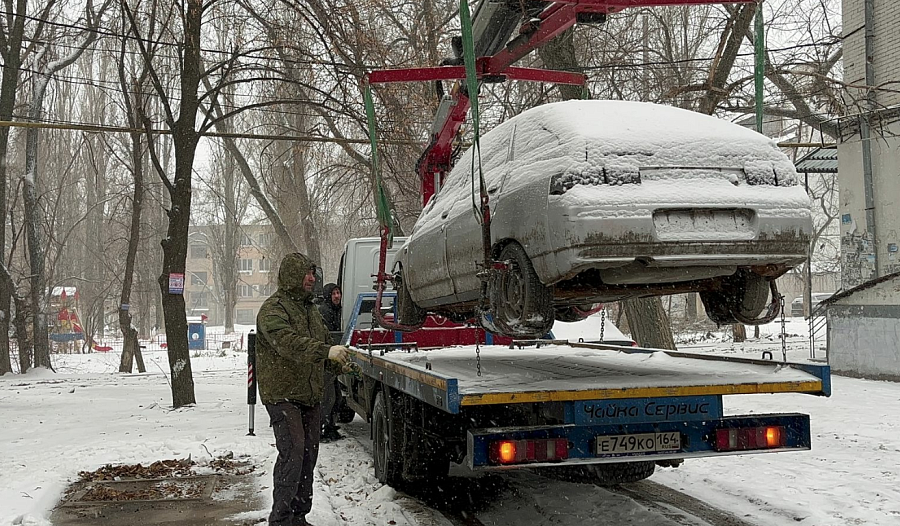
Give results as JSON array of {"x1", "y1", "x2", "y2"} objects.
[
  {"x1": 543, "y1": 461, "x2": 655, "y2": 486},
  {"x1": 372, "y1": 390, "x2": 404, "y2": 486},
  {"x1": 492, "y1": 242, "x2": 554, "y2": 338}
]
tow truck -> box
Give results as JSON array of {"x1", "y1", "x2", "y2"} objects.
[{"x1": 330, "y1": 0, "x2": 830, "y2": 486}]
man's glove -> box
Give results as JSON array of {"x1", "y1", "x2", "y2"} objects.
[{"x1": 328, "y1": 345, "x2": 350, "y2": 365}]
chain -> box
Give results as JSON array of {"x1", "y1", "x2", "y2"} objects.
[
  {"x1": 599, "y1": 308, "x2": 606, "y2": 342},
  {"x1": 475, "y1": 335, "x2": 482, "y2": 377},
  {"x1": 780, "y1": 295, "x2": 787, "y2": 362}
]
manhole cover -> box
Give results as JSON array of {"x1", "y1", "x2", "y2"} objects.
[{"x1": 62, "y1": 476, "x2": 217, "y2": 506}]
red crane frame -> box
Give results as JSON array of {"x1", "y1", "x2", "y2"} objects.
[{"x1": 366, "y1": 0, "x2": 756, "y2": 332}]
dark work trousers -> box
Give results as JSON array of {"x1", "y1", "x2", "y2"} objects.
[
  {"x1": 266, "y1": 401, "x2": 322, "y2": 526},
  {"x1": 321, "y1": 372, "x2": 339, "y2": 429}
]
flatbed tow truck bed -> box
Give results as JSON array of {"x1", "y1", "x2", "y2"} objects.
[
  {"x1": 343, "y1": 340, "x2": 829, "y2": 473},
  {"x1": 351, "y1": 342, "x2": 830, "y2": 414}
]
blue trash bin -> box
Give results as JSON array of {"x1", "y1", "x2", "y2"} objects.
[{"x1": 187, "y1": 317, "x2": 206, "y2": 350}]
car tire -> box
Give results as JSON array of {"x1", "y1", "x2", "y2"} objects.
[
  {"x1": 701, "y1": 271, "x2": 770, "y2": 324},
  {"x1": 541, "y1": 461, "x2": 655, "y2": 486},
  {"x1": 396, "y1": 268, "x2": 426, "y2": 327},
  {"x1": 372, "y1": 390, "x2": 404, "y2": 486},
  {"x1": 491, "y1": 242, "x2": 554, "y2": 338}
]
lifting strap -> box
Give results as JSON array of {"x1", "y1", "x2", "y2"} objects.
[{"x1": 364, "y1": 81, "x2": 393, "y2": 243}]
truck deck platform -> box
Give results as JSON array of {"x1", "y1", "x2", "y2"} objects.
[{"x1": 351, "y1": 342, "x2": 830, "y2": 414}]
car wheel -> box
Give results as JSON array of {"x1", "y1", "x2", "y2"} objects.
[
  {"x1": 396, "y1": 268, "x2": 426, "y2": 327},
  {"x1": 372, "y1": 390, "x2": 403, "y2": 486},
  {"x1": 491, "y1": 242, "x2": 554, "y2": 338},
  {"x1": 700, "y1": 271, "x2": 770, "y2": 324}
]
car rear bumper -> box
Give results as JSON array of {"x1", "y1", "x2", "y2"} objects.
[{"x1": 544, "y1": 183, "x2": 811, "y2": 284}]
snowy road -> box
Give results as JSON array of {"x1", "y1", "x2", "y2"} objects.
[{"x1": 2, "y1": 339, "x2": 899, "y2": 525}]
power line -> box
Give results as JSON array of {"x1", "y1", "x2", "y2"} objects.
[{"x1": 0, "y1": 119, "x2": 421, "y2": 145}]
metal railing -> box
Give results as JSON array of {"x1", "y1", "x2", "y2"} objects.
[{"x1": 808, "y1": 302, "x2": 828, "y2": 360}]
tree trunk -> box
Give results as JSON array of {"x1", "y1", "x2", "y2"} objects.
[
  {"x1": 14, "y1": 294, "x2": 31, "y2": 372},
  {"x1": 537, "y1": 28, "x2": 584, "y2": 101},
  {"x1": 117, "y1": 61, "x2": 146, "y2": 373},
  {"x1": 623, "y1": 297, "x2": 677, "y2": 350},
  {"x1": 733, "y1": 323, "x2": 747, "y2": 343},
  {"x1": 23, "y1": 73, "x2": 53, "y2": 370},
  {"x1": 0, "y1": 0, "x2": 29, "y2": 374}
]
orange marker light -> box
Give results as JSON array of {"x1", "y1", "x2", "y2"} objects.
[
  {"x1": 498, "y1": 441, "x2": 516, "y2": 463},
  {"x1": 766, "y1": 427, "x2": 782, "y2": 447}
]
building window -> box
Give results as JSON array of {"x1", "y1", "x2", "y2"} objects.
[
  {"x1": 190, "y1": 244, "x2": 208, "y2": 259},
  {"x1": 190, "y1": 271, "x2": 207, "y2": 286},
  {"x1": 236, "y1": 309, "x2": 255, "y2": 325},
  {"x1": 240, "y1": 233, "x2": 253, "y2": 247},
  {"x1": 259, "y1": 258, "x2": 271, "y2": 273},
  {"x1": 190, "y1": 292, "x2": 208, "y2": 308},
  {"x1": 239, "y1": 284, "x2": 254, "y2": 298},
  {"x1": 239, "y1": 258, "x2": 253, "y2": 273},
  {"x1": 258, "y1": 233, "x2": 273, "y2": 246}
]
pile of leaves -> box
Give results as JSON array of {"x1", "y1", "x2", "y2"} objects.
[
  {"x1": 207, "y1": 453, "x2": 256, "y2": 476},
  {"x1": 80, "y1": 480, "x2": 205, "y2": 502},
  {"x1": 78, "y1": 457, "x2": 196, "y2": 482}
]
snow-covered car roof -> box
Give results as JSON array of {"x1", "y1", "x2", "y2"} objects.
[{"x1": 452, "y1": 100, "x2": 798, "y2": 188}]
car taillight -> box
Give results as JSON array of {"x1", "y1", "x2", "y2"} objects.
[
  {"x1": 714, "y1": 426, "x2": 786, "y2": 451},
  {"x1": 489, "y1": 438, "x2": 569, "y2": 465}
]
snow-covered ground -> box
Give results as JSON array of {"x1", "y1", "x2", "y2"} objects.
[{"x1": 2, "y1": 319, "x2": 898, "y2": 525}]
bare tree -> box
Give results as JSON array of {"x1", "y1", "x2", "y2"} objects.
[{"x1": 23, "y1": 0, "x2": 110, "y2": 369}]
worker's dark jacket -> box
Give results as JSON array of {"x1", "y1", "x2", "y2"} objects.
[
  {"x1": 318, "y1": 283, "x2": 342, "y2": 333},
  {"x1": 256, "y1": 253, "x2": 339, "y2": 406}
]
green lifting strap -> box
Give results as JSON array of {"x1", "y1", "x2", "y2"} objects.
[
  {"x1": 364, "y1": 81, "x2": 393, "y2": 240},
  {"x1": 460, "y1": 0, "x2": 486, "y2": 221}
]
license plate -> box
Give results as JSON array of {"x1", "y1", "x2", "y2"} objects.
[{"x1": 596, "y1": 432, "x2": 681, "y2": 456}]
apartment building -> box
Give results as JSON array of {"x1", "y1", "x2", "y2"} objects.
[{"x1": 185, "y1": 224, "x2": 277, "y2": 326}]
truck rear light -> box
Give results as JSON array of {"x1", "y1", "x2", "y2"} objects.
[
  {"x1": 714, "y1": 426, "x2": 785, "y2": 451},
  {"x1": 489, "y1": 438, "x2": 569, "y2": 465}
]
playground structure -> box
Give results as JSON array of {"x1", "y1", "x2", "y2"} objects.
[{"x1": 50, "y1": 287, "x2": 86, "y2": 352}]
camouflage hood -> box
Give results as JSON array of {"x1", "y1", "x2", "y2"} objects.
[{"x1": 278, "y1": 252, "x2": 317, "y2": 302}]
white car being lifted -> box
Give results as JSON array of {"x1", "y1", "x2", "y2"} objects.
[{"x1": 396, "y1": 100, "x2": 812, "y2": 337}]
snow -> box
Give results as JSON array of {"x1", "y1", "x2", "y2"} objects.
[
  {"x1": 382, "y1": 344, "x2": 819, "y2": 395},
  {"x1": 2, "y1": 322, "x2": 899, "y2": 526}
]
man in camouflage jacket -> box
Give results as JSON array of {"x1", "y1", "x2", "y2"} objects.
[{"x1": 257, "y1": 252, "x2": 350, "y2": 526}]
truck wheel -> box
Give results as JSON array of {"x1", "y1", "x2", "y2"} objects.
[
  {"x1": 700, "y1": 271, "x2": 769, "y2": 325},
  {"x1": 543, "y1": 461, "x2": 655, "y2": 486},
  {"x1": 396, "y1": 268, "x2": 426, "y2": 327},
  {"x1": 492, "y1": 242, "x2": 554, "y2": 338},
  {"x1": 372, "y1": 390, "x2": 404, "y2": 486}
]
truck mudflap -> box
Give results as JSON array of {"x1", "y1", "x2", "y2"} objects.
[{"x1": 467, "y1": 413, "x2": 811, "y2": 470}]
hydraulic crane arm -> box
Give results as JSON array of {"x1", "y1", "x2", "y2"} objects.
[{"x1": 405, "y1": 0, "x2": 755, "y2": 206}]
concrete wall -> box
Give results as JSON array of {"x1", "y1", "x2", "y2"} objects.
[
  {"x1": 836, "y1": 114, "x2": 900, "y2": 289},
  {"x1": 826, "y1": 275, "x2": 900, "y2": 380}
]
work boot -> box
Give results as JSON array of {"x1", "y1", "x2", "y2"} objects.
[{"x1": 320, "y1": 426, "x2": 342, "y2": 443}]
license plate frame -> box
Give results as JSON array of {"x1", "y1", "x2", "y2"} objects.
[{"x1": 595, "y1": 432, "x2": 681, "y2": 456}]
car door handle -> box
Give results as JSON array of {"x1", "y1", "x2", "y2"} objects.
[{"x1": 441, "y1": 211, "x2": 449, "y2": 219}]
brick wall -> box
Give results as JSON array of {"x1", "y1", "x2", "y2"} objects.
[{"x1": 842, "y1": 0, "x2": 900, "y2": 109}]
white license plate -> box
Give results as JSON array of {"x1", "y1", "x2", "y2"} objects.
[{"x1": 596, "y1": 432, "x2": 681, "y2": 455}]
